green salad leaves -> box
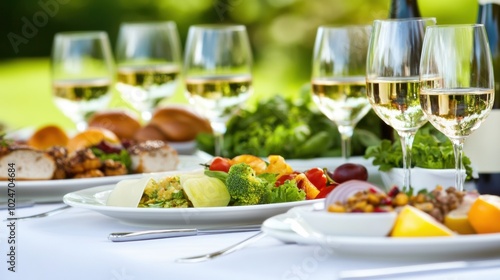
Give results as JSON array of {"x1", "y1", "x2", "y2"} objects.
[
  {"x1": 197, "y1": 86, "x2": 381, "y2": 158},
  {"x1": 364, "y1": 125, "x2": 473, "y2": 180}
]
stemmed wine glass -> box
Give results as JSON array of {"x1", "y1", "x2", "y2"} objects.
[
  {"x1": 311, "y1": 25, "x2": 372, "y2": 161},
  {"x1": 115, "y1": 21, "x2": 182, "y2": 122},
  {"x1": 184, "y1": 24, "x2": 253, "y2": 156},
  {"x1": 51, "y1": 31, "x2": 114, "y2": 131},
  {"x1": 419, "y1": 24, "x2": 494, "y2": 191},
  {"x1": 366, "y1": 18, "x2": 436, "y2": 189}
]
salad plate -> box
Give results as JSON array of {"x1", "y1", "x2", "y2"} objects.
[
  {"x1": 262, "y1": 212, "x2": 500, "y2": 259},
  {"x1": 0, "y1": 153, "x2": 211, "y2": 203},
  {"x1": 63, "y1": 184, "x2": 321, "y2": 228}
]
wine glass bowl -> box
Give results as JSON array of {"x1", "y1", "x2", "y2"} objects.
[
  {"x1": 115, "y1": 21, "x2": 182, "y2": 121},
  {"x1": 366, "y1": 18, "x2": 436, "y2": 189},
  {"x1": 183, "y1": 24, "x2": 253, "y2": 156},
  {"x1": 51, "y1": 31, "x2": 114, "y2": 131},
  {"x1": 311, "y1": 25, "x2": 372, "y2": 161},
  {"x1": 419, "y1": 24, "x2": 495, "y2": 191}
]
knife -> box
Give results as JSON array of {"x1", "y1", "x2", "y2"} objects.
[{"x1": 108, "y1": 224, "x2": 262, "y2": 242}]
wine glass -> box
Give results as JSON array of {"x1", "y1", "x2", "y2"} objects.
[
  {"x1": 311, "y1": 25, "x2": 372, "y2": 161},
  {"x1": 419, "y1": 24, "x2": 494, "y2": 191},
  {"x1": 115, "y1": 21, "x2": 182, "y2": 122},
  {"x1": 184, "y1": 24, "x2": 253, "y2": 156},
  {"x1": 51, "y1": 31, "x2": 114, "y2": 131},
  {"x1": 366, "y1": 18, "x2": 436, "y2": 189}
]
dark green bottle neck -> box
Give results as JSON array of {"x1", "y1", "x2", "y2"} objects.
[{"x1": 389, "y1": 0, "x2": 421, "y2": 18}]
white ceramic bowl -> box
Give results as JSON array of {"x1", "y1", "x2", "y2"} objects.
[
  {"x1": 380, "y1": 167, "x2": 460, "y2": 193},
  {"x1": 288, "y1": 204, "x2": 397, "y2": 237}
]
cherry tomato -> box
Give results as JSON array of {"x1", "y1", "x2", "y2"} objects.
[
  {"x1": 315, "y1": 184, "x2": 338, "y2": 199},
  {"x1": 209, "y1": 157, "x2": 232, "y2": 173},
  {"x1": 304, "y1": 167, "x2": 327, "y2": 190}
]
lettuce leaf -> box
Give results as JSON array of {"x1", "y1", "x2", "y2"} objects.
[{"x1": 261, "y1": 180, "x2": 306, "y2": 204}]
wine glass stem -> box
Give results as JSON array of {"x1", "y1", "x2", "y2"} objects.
[
  {"x1": 211, "y1": 121, "x2": 227, "y2": 157},
  {"x1": 398, "y1": 131, "x2": 416, "y2": 189},
  {"x1": 451, "y1": 138, "x2": 465, "y2": 192},
  {"x1": 338, "y1": 125, "x2": 354, "y2": 161}
]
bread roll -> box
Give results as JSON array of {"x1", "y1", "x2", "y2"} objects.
[
  {"x1": 133, "y1": 124, "x2": 169, "y2": 143},
  {"x1": 88, "y1": 110, "x2": 141, "y2": 140},
  {"x1": 27, "y1": 125, "x2": 68, "y2": 150},
  {"x1": 150, "y1": 106, "x2": 212, "y2": 142}
]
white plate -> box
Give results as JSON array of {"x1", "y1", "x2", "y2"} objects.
[
  {"x1": 0, "y1": 154, "x2": 211, "y2": 203},
  {"x1": 63, "y1": 185, "x2": 322, "y2": 228},
  {"x1": 262, "y1": 213, "x2": 500, "y2": 259}
]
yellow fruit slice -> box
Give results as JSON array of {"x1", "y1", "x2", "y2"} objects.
[
  {"x1": 468, "y1": 195, "x2": 500, "y2": 234},
  {"x1": 265, "y1": 155, "x2": 293, "y2": 177},
  {"x1": 444, "y1": 195, "x2": 476, "y2": 235},
  {"x1": 391, "y1": 205, "x2": 455, "y2": 237},
  {"x1": 231, "y1": 155, "x2": 267, "y2": 175},
  {"x1": 444, "y1": 212, "x2": 476, "y2": 235}
]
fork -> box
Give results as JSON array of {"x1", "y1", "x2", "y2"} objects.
[
  {"x1": 4, "y1": 205, "x2": 71, "y2": 221},
  {"x1": 175, "y1": 231, "x2": 266, "y2": 263}
]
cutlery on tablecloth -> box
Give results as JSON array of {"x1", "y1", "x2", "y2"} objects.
[
  {"x1": 338, "y1": 259, "x2": 500, "y2": 279},
  {"x1": 3, "y1": 205, "x2": 71, "y2": 221},
  {"x1": 109, "y1": 225, "x2": 262, "y2": 242},
  {"x1": 175, "y1": 231, "x2": 266, "y2": 263}
]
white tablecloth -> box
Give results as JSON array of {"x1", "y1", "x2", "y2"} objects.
[{"x1": 1, "y1": 203, "x2": 500, "y2": 280}]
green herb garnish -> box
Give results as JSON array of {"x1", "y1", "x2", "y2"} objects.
[{"x1": 364, "y1": 125, "x2": 473, "y2": 180}]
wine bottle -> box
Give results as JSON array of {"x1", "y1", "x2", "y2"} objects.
[
  {"x1": 465, "y1": 0, "x2": 500, "y2": 195},
  {"x1": 389, "y1": 0, "x2": 421, "y2": 18}
]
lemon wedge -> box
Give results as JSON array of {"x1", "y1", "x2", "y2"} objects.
[
  {"x1": 391, "y1": 205, "x2": 455, "y2": 237},
  {"x1": 444, "y1": 195, "x2": 476, "y2": 235}
]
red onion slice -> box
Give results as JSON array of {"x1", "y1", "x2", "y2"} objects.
[{"x1": 325, "y1": 180, "x2": 384, "y2": 209}]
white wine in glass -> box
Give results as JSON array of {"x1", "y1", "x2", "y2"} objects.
[
  {"x1": 184, "y1": 25, "x2": 253, "y2": 156},
  {"x1": 419, "y1": 24, "x2": 495, "y2": 191},
  {"x1": 311, "y1": 25, "x2": 372, "y2": 161},
  {"x1": 115, "y1": 22, "x2": 182, "y2": 122},
  {"x1": 51, "y1": 31, "x2": 114, "y2": 131},
  {"x1": 366, "y1": 18, "x2": 436, "y2": 189}
]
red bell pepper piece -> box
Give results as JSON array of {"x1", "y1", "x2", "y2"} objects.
[{"x1": 304, "y1": 167, "x2": 328, "y2": 190}]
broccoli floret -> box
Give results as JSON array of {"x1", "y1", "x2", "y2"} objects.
[{"x1": 226, "y1": 163, "x2": 269, "y2": 205}]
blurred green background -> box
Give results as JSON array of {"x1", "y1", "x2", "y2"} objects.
[{"x1": 0, "y1": 0, "x2": 479, "y2": 131}]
